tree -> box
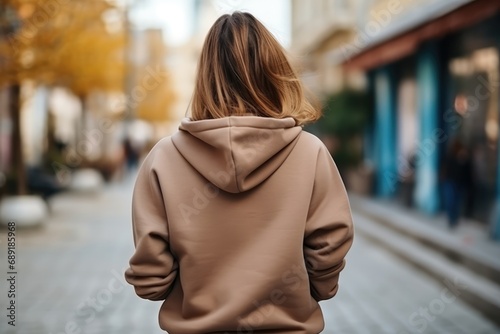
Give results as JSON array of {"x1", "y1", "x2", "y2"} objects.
[
  {"x1": 0, "y1": 0, "x2": 126, "y2": 195},
  {"x1": 319, "y1": 89, "x2": 369, "y2": 171}
]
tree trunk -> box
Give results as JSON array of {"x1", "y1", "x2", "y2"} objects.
[
  {"x1": 10, "y1": 84, "x2": 27, "y2": 195},
  {"x1": 77, "y1": 94, "x2": 86, "y2": 152}
]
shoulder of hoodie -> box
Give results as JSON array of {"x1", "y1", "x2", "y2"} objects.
[
  {"x1": 297, "y1": 131, "x2": 340, "y2": 178},
  {"x1": 297, "y1": 130, "x2": 330, "y2": 159},
  {"x1": 140, "y1": 136, "x2": 176, "y2": 169}
]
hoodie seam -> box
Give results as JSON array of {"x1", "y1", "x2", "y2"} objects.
[
  {"x1": 180, "y1": 117, "x2": 296, "y2": 133},
  {"x1": 228, "y1": 118, "x2": 241, "y2": 192}
]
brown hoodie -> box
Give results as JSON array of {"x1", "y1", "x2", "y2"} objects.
[{"x1": 125, "y1": 116, "x2": 354, "y2": 333}]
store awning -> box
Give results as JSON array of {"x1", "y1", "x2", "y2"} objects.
[{"x1": 343, "y1": 0, "x2": 500, "y2": 71}]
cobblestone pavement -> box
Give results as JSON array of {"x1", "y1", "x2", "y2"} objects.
[{"x1": 0, "y1": 177, "x2": 499, "y2": 334}]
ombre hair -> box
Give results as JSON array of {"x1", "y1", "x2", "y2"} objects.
[{"x1": 190, "y1": 12, "x2": 320, "y2": 126}]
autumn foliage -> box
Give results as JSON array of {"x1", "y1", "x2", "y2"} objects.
[
  {"x1": 1, "y1": 0, "x2": 174, "y2": 121},
  {"x1": 1, "y1": 0, "x2": 125, "y2": 95}
]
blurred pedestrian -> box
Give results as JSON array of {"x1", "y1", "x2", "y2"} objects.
[
  {"x1": 124, "y1": 12, "x2": 354, "y2": 334},
  {"x1": 441, "y1": 138, "x2": 472, "y2": 229},
  {"x1": 122, "y1": 137, "x2": 139, "y2": 173}
]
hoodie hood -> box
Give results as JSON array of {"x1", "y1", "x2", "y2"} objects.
[{"x1": 171, "y1": 116, "x2": 302, "y2": 193}]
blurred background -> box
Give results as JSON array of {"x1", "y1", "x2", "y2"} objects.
[{"x1": 0, "y1": 0, "x2": 500, "y2": 333}]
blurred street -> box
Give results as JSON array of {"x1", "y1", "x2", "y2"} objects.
[
  {"x1": 0, "y1": 177, "x2": 499, "y2": 334},
  {"x1": 2, "y1": 1, "x2": 500, "y2": 332}
]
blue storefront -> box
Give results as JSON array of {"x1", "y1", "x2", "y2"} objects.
[{"x1": 345, "y1": 0, "x2": 500, "y2": 239}]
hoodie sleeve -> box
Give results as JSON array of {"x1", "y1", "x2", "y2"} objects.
[
  {"x1": 124, "y1": 150, "x2": 178, "y2": 301},
  {"x1": 304, "y1": 144, "x2": 354, "y2": 301}
]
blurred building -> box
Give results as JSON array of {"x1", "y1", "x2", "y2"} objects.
[
  {"x1": 125, "y1": 28, "x2": 165, "y2": 141},
  {"x1": 168, "y1": 42, "x2": 197, "y2": 127},
  {"x1": 167, "y1": 0, "x2": 220, "y2": 130},
  {"x1": 293, "y1": 0, "x2": 500, "y2": 238},
  {"x1": 291, "y1": 0, "x2": 367, "y2": 95}
]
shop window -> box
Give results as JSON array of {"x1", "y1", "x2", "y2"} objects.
[
  {"x1": 397, "y1": 78, "x2": 418, "y2": 206},
  {"x1": 447, "y1": 47, "x2": 499, "y2": 222}
]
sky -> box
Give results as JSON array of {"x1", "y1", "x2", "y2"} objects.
[{"x1": 129, "y1": 0, "x2": 291, "y2": 47}]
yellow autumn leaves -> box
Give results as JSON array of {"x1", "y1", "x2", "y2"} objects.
[{"x1": 0, "y1": 0, "x2": 174, "y2": 122}]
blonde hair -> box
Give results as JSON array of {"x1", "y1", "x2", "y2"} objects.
[{"x1": 190, "y1": 12, "x2": 320, "y2": 126}]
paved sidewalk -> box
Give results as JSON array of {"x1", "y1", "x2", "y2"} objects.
[
  {"x1": 0, "y1": 176, "x2": 162, "y2": 334},
  {"x1": 324, "y1": 216, "x2": 500, "y2": 334},
  {"x1": 349, "y1": 194, "x2": 500, "y2": 329},
  {"x1": 349, "y1": 194, "x2": 500, "y2": 274},
  {"x1": 0, "y1": 178, "x2": 498, "y2": 333}
]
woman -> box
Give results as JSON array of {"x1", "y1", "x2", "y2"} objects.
[{"x1": 125, "y1": 12, "x2": 354, "y2": 334}]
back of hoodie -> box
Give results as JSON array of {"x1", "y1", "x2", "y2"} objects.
[{"x1": 125, "y1": 116, "x2": 354, "y2": 334}]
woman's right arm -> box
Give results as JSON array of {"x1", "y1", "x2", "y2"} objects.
[{"x1": 125, "y1": 150, "x2": 178, "y2": 301}]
